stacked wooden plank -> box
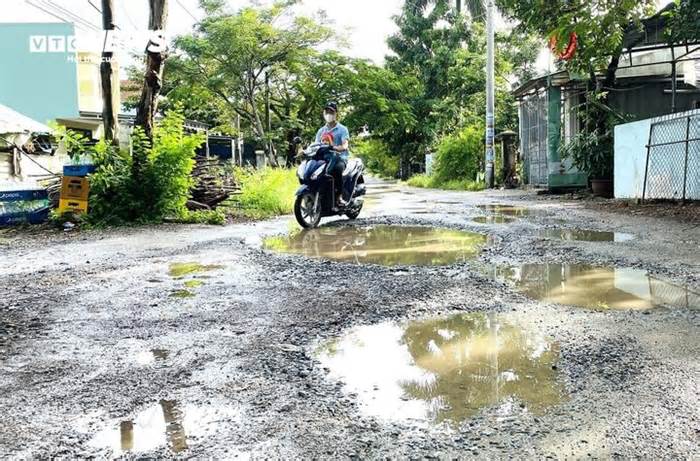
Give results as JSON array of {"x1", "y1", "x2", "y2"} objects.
[{"x1": 188, "y1": 157, "x2": 240, "y2": 210}]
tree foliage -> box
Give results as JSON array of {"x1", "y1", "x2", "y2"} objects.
[
  {"x1": 497, "y1": 0, "x2": 656, "y2": 76},
  {"x1": 171, "y1": 2, "x2": 332, "y2": 163},
  {"x1": 664, "y1": 0, "x2": 700, "y2": 43}
]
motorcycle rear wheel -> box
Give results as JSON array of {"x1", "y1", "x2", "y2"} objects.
[{"x1": 294, "y1": 192, "x2": 321, "y2": 228}]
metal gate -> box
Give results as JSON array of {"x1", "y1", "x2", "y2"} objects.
[
  {"x1": 519, "y1": 90, "x2": 549, "y2": 187},
  {"x1": 643, "y1": 111, "x2": 700, "y2": 201}
]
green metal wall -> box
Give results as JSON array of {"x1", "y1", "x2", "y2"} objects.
[{"x1": 0, "y1": 23, "x2": 79, "y2": 125}]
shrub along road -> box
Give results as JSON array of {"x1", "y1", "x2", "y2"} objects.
[{"x1": 0, "y1": 180, "x2": 698, "y2": 458}]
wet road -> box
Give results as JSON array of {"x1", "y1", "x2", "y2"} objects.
[{"x1": 1, "y1": 178, "x2": 699, "y2": 459}]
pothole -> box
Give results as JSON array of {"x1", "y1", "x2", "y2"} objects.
[
  {"x1": 170, "y1": 289, "x2": 195, "y2": 299},
  {"x1": 263, "y1": 225, "x2": 490, "y2": 266},
  {"x1": 476, "y1": 205, "x2": 540, "y2": 216},
  {"x1": 135, "y1": 349, "x2": 170, "y2": 366},
  {"x1": 490, "y1": 264, "x2": 699, "y2": 310},
  {"x1": 472, "y1": 216, "x2": 517, "y2": 225},
  {"x1": 89, "y1": 401, "x2": 238, "y2": 456},
  {"x1": 168, "y1": 262, "x2": 225, "y2": 278},
  {"x1": 540, "y1": 229, "x2": 634, "y2": 242},
  {"x1": 316, "y1": 312, "x2": 565, "y2": 425}
]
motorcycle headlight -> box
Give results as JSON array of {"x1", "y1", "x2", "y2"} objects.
[
  {"x1": 297, "y1": 162, "x2": 306, "y2": 180},
  {"x1": 311, "y1": 165, "x2": 325, "y2": 180}
]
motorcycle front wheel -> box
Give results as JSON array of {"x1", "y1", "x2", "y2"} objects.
[
  {"x1": 346, "y1": 201, "x2": 363, "y2": 220},
  {"x1": 294, "y1": 192, "x2": 321, "y2": 228}
]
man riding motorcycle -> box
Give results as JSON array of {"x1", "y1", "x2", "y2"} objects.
[{"x1": 315, "y1": 101, "x2": 350, "y2": 207}]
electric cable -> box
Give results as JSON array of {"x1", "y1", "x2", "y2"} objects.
[{"x1": 175, "y1": 0, "x2": 198, "y2": 21}]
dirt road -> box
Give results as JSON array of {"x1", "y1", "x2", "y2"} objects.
[{"x1": 1, "y1": 180, "x2": 698, "y2": 459}]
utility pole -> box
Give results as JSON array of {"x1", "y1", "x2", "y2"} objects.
[
  {"x1": 265, "y1": 70, "x2": 272, "y2": 159},
  {"x1": 134, "y1": 0, "x2": 169, "y2": 140},
  {"x1": 485, "y1": 0, "x2": 495, "y2": 188},
  {"x1": 100, "y1": 0, "x2": 119, "y2": 146}
]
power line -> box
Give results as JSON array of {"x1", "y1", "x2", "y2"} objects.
[
  {"x1": 175, "y1": 0, "x2": 198, "y2": 22},
  {"x1": 117, "y1": 0, "x2": 139, "y2": 31},
  {"x1": 85, "y1": 0, "x2": 123, "y2": 30},
  {"x1": 27, "y1": 0, "x2": 101, "y2": 33},
  {"x1": 25, "y1": 0, "x2": 70, "y2": 24},
  {"x1": 86, "y1": 0, "x2": 101, "y2": 15}
]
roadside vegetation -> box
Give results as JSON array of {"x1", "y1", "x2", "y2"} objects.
[
  {"x1": 56, "y1": 111, "x2": 224, "y2": 227},
  {"x1": 227, "y1": 168, "x2": 299, "y2": 219}
]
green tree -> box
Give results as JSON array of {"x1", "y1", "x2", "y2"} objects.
[
  {"x1": 664, "y1": 0, "x2": 700, "y2": 43},
  {"x1": 171, "y1": 2, "x2": 332, "y2": 164}
]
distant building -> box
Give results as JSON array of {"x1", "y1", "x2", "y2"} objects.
[
  {"x1": 512, "y1": 6, "x2": 700, "y2": 190},
  {"x1": 0, "y1": 22, "x2": 121, "y2": 123}
]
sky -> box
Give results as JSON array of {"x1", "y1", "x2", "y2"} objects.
[
  {"x1": 6, "y1": 0, "x2": 404, "y2": 64},
  {"x1": 5, "y1": 0, "x2": 674, "y2": 79}
]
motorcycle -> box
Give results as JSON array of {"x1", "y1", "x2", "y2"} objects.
[{"x1": 293, "y1": 138, "x2": 366, "y2": 228}]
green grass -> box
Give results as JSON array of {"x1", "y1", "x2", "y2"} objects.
[
  {"x1": 229, "y1": 167, "x2": 299, "y2": 219},
  {"x1": 406, "y1": 174, "x2": 485, "y2": 192}
]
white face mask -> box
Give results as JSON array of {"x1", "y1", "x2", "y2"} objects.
[{"x1": 324, "y1": 113, "x2": 336, "y2": 124}]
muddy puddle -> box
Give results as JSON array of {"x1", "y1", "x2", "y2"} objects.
[
  {"x1": 168, "y1": 262, "x2": 225, "y2": 278},
  {"x1": 540, "y1": 229, "x2": 634, "y2": 242},
  {"x1": 264, "y1": 225, "x2": 489, "y2": 266},
  {"x1": 490, "y1": 264, "x2": 699, "y2": 310},
  {"x1": 317, "y1": 312, "x2": 564, "y2": 424},
  {"x1": 472, "y1": 216, "x2": 517, "y2": 225},
  {"x1": 90, "y1": 401, "x2": 237, "y2": 456},
  {"x1": 135, "y1": 349, "x2": 169, "y2": 365},
  {"x1": 476, "y1": 205, "x2": 539, "y2": 217},
  {"x1": 170, "y1": 289, "x2": 196, "y2": 299}
]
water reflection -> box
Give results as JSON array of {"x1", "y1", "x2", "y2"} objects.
[
  {"x1": 264, "y1": 225, "x2": 489, "y2": 266},
  {"x1": 91, "y1": 401, "x2": 235, "y2": 455},
  {"x1": 92, "y1": 400, "x2": 187, "y2": 454},
  {"x1": 476, "y1": 205, "x2": 539, "y2": 217},
  {"x1": 491, "y1": 264, "x2": 699, "y2": 310},
  {"x1": 472, "y1": 216, "x2": 517, "y2": 225},
  {"x1": 317, "y1": 313, "x2": 564, "y2": 424},
  {"x1": 135, "y1": 349, "x2": 170, "y2": 365},
  {"x1": 540, "y1": 229, "x2": 634, "y2": 242}
]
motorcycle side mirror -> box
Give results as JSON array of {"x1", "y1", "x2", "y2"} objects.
[{"x1": 292, "y1": 136, "x2": 303, "y2": 145}]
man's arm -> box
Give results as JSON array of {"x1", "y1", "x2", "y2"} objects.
[{"x1": 334, "y1": 127, "x2": 350, "y2": 152}]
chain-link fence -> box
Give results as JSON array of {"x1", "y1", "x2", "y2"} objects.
[{"x1": 643, "y1": 111, "x2": 700, "y2": 201}]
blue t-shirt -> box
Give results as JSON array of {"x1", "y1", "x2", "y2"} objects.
[{"x1": 315, "y1": 123, "x2": 350, "y2": 160}]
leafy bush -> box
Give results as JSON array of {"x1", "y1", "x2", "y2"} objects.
[
  {"x1": 407, "y1": 173, "x2": 484, "y2": 191},
  {"x1": 230, "y1": 167, "x2": 299, "y2": 219},
  {"x1": 178, "y1": 209, "x2": 226, "y2": 225},
  {"x1": 432, "y1": 125, "x2": 483, "y2": 183},
  {"x1": 88, "y1": 111, "x2": 208, "y2": 225},
  {"x1": 559, "y1": 130, "x2": 613, "y2": 180},
  {"x1": 353, "y1": 138, "x2": 399, "y2": 178},
  {"x1": 405, "y1": 173, "x2": 432, "y2": 188}
]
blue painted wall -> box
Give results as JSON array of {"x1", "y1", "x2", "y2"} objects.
[{"x1": 0, "y1": 23, "x2": 79, "y2": 124}]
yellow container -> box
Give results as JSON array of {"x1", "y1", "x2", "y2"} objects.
[
  {"x1": 58, "y1": 198, "x2": 88, "y2": 215},
  {"x1": 60, "y1": 176, "x2": 90, "y2": 201}
]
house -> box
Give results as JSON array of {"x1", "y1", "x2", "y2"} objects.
[
  {"x1": 513, "y1": 6, "x2": 700, "y2": 190},
  {"x1": 0, "y1": 103, "x2": 60, "y2": 184}
]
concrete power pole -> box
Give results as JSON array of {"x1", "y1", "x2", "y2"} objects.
[
  {"x1": 100, "y1": 0, "x2": 119, "y2": 146},
  {"x1": 485, "y1": 0, "x2": 495, "y2": 188}
]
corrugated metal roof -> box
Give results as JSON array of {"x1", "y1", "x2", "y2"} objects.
[{"x1": 0, "y1": 104, "x2": 52, "y2": 135}]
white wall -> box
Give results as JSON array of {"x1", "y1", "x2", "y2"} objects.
[
  {"x1": 614, "y1": 108, "x2": 700, "y2": 199},
  {"x1": 614, "y1": 118, "x2": 652, "y2": 199}
]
